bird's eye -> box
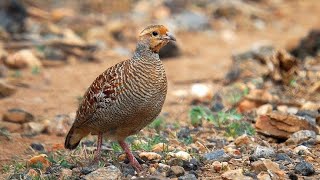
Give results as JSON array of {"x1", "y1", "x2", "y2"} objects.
[{"x1": 152, "y1": 31, "x2": 158, "y2": 36}]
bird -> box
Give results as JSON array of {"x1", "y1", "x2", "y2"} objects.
[{"x1": 64, "y1": 25, "x2": 176, "y2": 171}]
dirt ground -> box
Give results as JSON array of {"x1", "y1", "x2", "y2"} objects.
[{"x1": 1, "y1": 0, "x2": 320, "y2": 179}]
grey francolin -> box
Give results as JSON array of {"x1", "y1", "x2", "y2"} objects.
[{"x1": 65, "y1": 25, "x2": 176, "y2": 171}]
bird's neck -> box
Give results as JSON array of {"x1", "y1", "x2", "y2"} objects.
[{"x1": 133, "y1": 41, "x2": 160, "y2": 62}]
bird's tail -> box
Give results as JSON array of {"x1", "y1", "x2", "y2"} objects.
[{"x1": 64, "y1": 125, "x2": 89, "y2": 150}]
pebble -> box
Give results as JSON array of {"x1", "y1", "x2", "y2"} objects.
[
  {"x1": 177, "y1": 173, "x2": 197, "y2": 180},
  {"x1": 170, "y1": 166, "x2": 185, "y2": 177},
  {"x1": 0, "y1": 80, "x2": 16, "y2": 97},
  {"x1": 30, "y1": 143, "x2": 45, "y2": 152},
  {"x1": 275, "y1": 153, "x2": 291, "y2": 162},
  {"x1": 234, "y1": 134, "x2": 252, "y2": 147},
  {"x1": 84, "y1": 166, "x2": 122, "y2": 180},
  {"x1": 182, "y1": 158, "x2": 199, "y2": 171},
  {"x1": 168, "y1": 151, "x2": 191, "y2": 161},
  {"x1": 221, "y1": 169, "x2": 252, "y2": 180},
  {"x1": 257, "y1": 172, "x2": 271, "y2": 180},
  {"x1": 256, "y1": 104, "x2": 273, "y2": 116},
  {"x1": 3, "y1": 108, "x2": 34, "y2": 124},
  {"x1": 139, "y1": 152, "x2": 162, "y2": 162},
  {"x1": 252, "y1": 146, "x2": 275, "y2": 158},
  {"x1": 59, "y1": 168, "x2": 72, "y2": 179},
  {"x1": 203, "y1": 149, "x2": 231, "y2": 162},
  {"x1": 212, "y1": 161, "x2": 222, "y2": 172},
  {"x1": 285, "y1": 130, "x2": 316, "y2": 145},
  {"x1": 5, "y1": 49, "x2": 42, "y2": 69},
  {"x1": 293, "y1": 145, "x2": 310, "y2": 155},
  {"x1": 177, "y1": 127, "x2": 191, "y2": 139},
  {"x1": 294, "y1": 161, "x2": 315, "y2": 176}
]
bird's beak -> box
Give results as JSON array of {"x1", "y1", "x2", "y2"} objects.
[{"x1": 164, "y1": 32, "x2": 176, "y2": 41}]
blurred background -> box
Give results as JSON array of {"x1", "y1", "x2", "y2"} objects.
[{"x1": 0, "y1": 0, "x2": 319, "y2": 179}]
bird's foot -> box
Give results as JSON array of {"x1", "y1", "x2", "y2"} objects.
[{"x1": 129, "y1": 155, "x2": 143, "y2": 172}]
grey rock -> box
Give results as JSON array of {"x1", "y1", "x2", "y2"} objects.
[
  {"x1": 252, "y1": 146, "x2": 275, "y2": 158},
  {"x1": 178, "y1": 173, "x2": 197, "y2": 180},
  {"x1": 177, "y1": 127, "x2": 191, "y2": 140},
  {"x1": 30, "y1": 142, "x2": 44, "y2": 152},
  {"x1": 294, "y1": 161, "x2": 315, "y2": 176},
  {"x1": 275, "y1": 153, "x2": 291, "y2": 162},
  {"x1": 286, "y1": 130, "x2": 316, "y2": 145},
  {"x1": 183, "y1": 158, "x2": 199, "y2": 171},
  {"x1": 203, "y1": 149, "x2": 231, "y2": 162},
  {"x1": 84, "y1": 166, "x2": 122, "y2": 180},
  {"x1": 172, "y1": 11, "x2": 210, "y2": 32}
]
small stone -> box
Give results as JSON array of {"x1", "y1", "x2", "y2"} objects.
[
  {"x1": 178, "y1": 173, "x2": 197, "y2": 180},
  {"x1": 275, "y1": 153, "x2": 291, "y2": 162},
  {"x1": 84, "y1": 166, "x2": 122, "y2": 180},
  {"x1": 172, "y1": 11, "x2": 210, "y2": 32},
  {"x1": 190, "y1": 83, "x2": 213, "y2": 102},
  {"x1": 251, "y1": 160, "x2": 267, "y2": 173},
  {"x1": 5, "y1": 49, "x2": 42, "y2": 69},
  {"x1": 221, "y1": 169, "x2": 251, "y2": 180},
  {"x1": 0, "y1": 121, "x2": 22, "y2": 132},
  {"x1": 257, "y1": 172, "x2": 271, "y2": 180},
  {"x1": 177, "y1": 127, "x2": 191, "y2": 139},
  {"x1": 252, "y1": 146, "x2": 275, "y2": 158},
  {"x1": 30, "y1": 143, "x2": 44, "y2": 152},
  {"x1": 149, "y1": 166, "x2": 157, "y2": 174},
  {"x1": 152, "y1": 143, "x2": 174, "y2": 152},
  {"x1": 3, "y1": 108, "x2": 34, "y2": 124},
  {"x1": 238, "y1": 99, "x2": 259, "y2": 113},
  {"x1": 293, "y1": 145, "x2": 310, "y2": 155},
  {"x1": 60, "y1": 168, "x2": 72, "y2": 179},
  {"x1": 23, "y1": 122, "x2": 47, "y2": 134},
  {"x1": 47, "y1": 114, "x2": 73, "y2": 136},
  {"x1": 256, "y1": 104, "x2": 273, "y2": 116},
  {"x1": 169, "y1": 151, "x2": 191, "y2": 161},
  {"x1": 294, "y1": 161, "x2": 315, "y2": 176},
  {"x1": 182, "y1": 158, "x2": 199, "y2": 171},
  {"x1": 234, "y1": 134, "x2": 252, "y2": 147},
  {"x1": 0, "y1": 80, "x2": 16, "y2": 98},
  {"x1": 170, "y1": 166, "x2": 185, "y2": 177},
  {"x1": 261, "y1": 159, "x2": 286, "y2": 179},
  {"x1": 139, "y1": 152, "x2": 162, "y2": 161},
  {"x1": 81, "y1": 166, "x2": 96, "y2": 175},
  {"x1": 285, "y1": 130, "x2": 316, "y2": 145},
  {"x1": 26, "y1": 168, "x2": 39, "y2": 178},
  {"x1": 212, "y1": 161, "x2": 222, "y2": 172},
  {"x1": 203, "y1": 149, "x2": 231, "y2": 162}
]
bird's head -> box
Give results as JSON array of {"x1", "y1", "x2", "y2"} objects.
[{"x1": 137, "y1": 25, "x2": 176, "y2": 53}]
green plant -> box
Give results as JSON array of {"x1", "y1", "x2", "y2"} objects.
[
  {"x1": 2, "y1": 164, "x2": 10, "y2": 173},
  {"x1": 31, "y1": 66, "x2": 41, "y2": 75},
  {"x1": 189, "y1": 106, "x2": 214, "y2": 127},
  {"x1": 225, "y1": 121, "x2": 255, "y2": 137},
  {"x1": 212, "y1": 110, "x2": 242, "y2": 127},
  {"x1": 148, "y1": 117, "x2": 165, "y2": 132},
  {"x1": 13, "y1": 162, "x2": 26, "y2": 173},
  {"x1": 30, "y1": 162, "x2": 43, "y2": 170},
  {"x1": 111, "y1": 142, "x2": 122, "y2": 153}
]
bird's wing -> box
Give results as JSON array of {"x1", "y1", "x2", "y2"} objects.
[{"x1": 73, "y1": 60, "x2": 128, "y2": 127}]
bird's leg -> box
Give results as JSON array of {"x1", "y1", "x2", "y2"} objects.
[
  {"x1": 118, "y1": 140, "x2": 142, "y2": 172},
  {"x1": 93, "y1": 132, "x2": 103, "y2": 162}
]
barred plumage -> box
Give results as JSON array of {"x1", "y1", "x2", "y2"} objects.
[{"x1": 64, "y1": 25, "x2": 176, "y2": 171}]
